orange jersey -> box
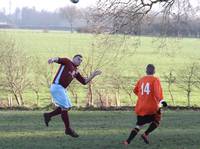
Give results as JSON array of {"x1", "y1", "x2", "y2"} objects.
[{"x1": 134, "y1": 75, "x2": 163, "y2": 116}]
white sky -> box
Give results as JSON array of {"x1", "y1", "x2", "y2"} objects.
[
  {"x1": 0, "y1": 0, "x2": 198, "y2": 14},
  {"x1": 0, "y1": 0, "x2": 98, "y2": 14}
]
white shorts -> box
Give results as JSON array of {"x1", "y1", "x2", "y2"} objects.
[{"x1": 50, "y1": 84, "x2": 72, "y2": 109}]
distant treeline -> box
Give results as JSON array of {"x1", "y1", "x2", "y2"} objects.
[
  {"x1": 0, "y1": 6, "x2": 200, "y2": 36},
  {"x1": 0, "y1": 7, "x2": 200, "y2": 38}
]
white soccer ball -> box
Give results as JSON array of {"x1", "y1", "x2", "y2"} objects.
[{"x1": 70, "y1": 0, "x2": 79, "y2": 3}]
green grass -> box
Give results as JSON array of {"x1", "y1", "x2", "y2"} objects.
[
  {"x1": 0, "y1": 29, "x2": 200, "y2": 107},
  {"x1": 0, "y1": 110, "x2": 200, "y2": 149}
]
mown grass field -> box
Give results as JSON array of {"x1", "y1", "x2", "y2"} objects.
[
  {"x1": 0, "y1": 110, "x2": 200, "y2": 149},
  {"x1": 0, "y1": 29, "x2": 200, "y2": 107}
]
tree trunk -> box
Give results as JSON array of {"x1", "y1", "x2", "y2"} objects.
[
  {"x1": 8, "y1": 95, "x2": 13, "y2": 107},
  {"x1": 187, "y1": 90, "x2": 191, "y2": 107},
  {"x1": 97, "y1": 92, "x2": 104, "y2": 107},
  {"x1": 106, "y1": 94, "x2": 109, "y2": 107},
  {"x1": 168, "y1": 84, "x2": 175, "y2": 105},
  {"x1": 13, "y1": 92, "x2": 21, "y2": 106},
  {"x1": 128, "y1": 93, "x2": 133, "y2": 106},
  {"x1": 19, "y1": 93, "x2": 24, "y2": 106},
  {"x1": 70, "y1": 23, "x2": 73, "y2": 33},
  {"x1": 88, "y1": 83, "x2": 93, "y2": 106},
  {"x1": 115, "y1": 90, "x2": 120, "y2": 107},
  {"x1": 36, "y1": 91, "x2": 39, "y2": 106},
  {"x1": 75, "y1": 94, "x2": 78, "y2": 107}
]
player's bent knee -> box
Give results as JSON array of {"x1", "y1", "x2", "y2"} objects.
[
  {"x1": 153, "y1": 121, "x2": 160, "y2": 127},
  {"x1": 136, "y1": 125, "x2": 140, "y2": 128},
  {"x1": 61, "y1": 107, "x2": 71, "y2": 111},
  {"x1": 131, "y1": 125, "x2": 140, "y2": 133}
]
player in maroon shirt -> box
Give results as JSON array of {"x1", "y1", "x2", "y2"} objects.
[{"x1": 43, "y1": 54, "x2": 102, "y2": 138}]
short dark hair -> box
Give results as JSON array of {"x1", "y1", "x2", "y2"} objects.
[
  {"x1": 73, "y1": 54, "x2": 83, "y2": 58},
  {"x1": 146, "y1": 64, "x2": 155, "y2": 75}
]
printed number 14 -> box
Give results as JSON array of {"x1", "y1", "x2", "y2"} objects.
[{"x1": 141, "y1": 83, "x2": 150, "y2": 95}]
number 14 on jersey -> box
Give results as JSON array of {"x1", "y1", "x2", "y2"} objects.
[{"x1": 141, "y1": 82, "x2": 150, "y2": 95}]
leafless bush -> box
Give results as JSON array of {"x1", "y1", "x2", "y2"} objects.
[
  {"x1": 0, "y1": 37, "x2": 30, "y2": 106},
  {"x1": 31, "y1": 56, "x2": 56, "y2": 105},
  {"x1": 163, "y1": 69, "x2": 176, "y2": 105},
  {"x1": 176, "y1": 62, "x2": 200, "y2": 107}
]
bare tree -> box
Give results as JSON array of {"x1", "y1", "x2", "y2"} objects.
[
  {"x1": 67, "y1": 80, "x2": 79, "y2": 107},
  {"x1": 0, "y1": 38, "x2": 30, "y2": 106},
  {"x1": 154, "y1": 0, "x2": 199, "y2": 51},
  {"x1": 109, "y1": 74, "x2": 133, "y2": 106},
  {"x1": 37, "y1": 58, "x2": 56, "y2": 102},
  {"x1": 176, "y1": 62, "x2": 200, "y2": 107},
  {"x1": 120, "y1": 77, "x2": 136, "y2": 106},
  {"x1": 95, "y1": 88, "x2": 112, "y2": 107},
  {"x1": 194, "y1": 64, "x2": 200, "y2": 88},
  {"x1": 59, "y1": 6, "x2": 80, "y2": 32},
  {"x1": 163, "y1": 69, "x2": 176, "y2": 105},
  {"x1": 91, "y1": 0, "x2": 174, "y2": 34},
  {"x1": 30, "y1": 56, "x2": 44, "y2": 106},
  {"x1": 93, "y1": 0, "x2": 200, "y2": 35},
  {"x1": 26, "y1": 55, "x2": 56, "y2": 107},
  {"x1": 110, "y1": 75, "x2": 122, "y2": 107},
  {"x1": 80, "y1": 35, "x2": 131, "y2": 107},
  {"x1": 81, "y1": 53, "x2": 95, "y2": 107}
]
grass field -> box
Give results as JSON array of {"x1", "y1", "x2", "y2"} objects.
[
  {"x1": 0, "y1": 110, "x2": 200, "y2": 149},
  {"x1": 0, "y1": 29, "x2": 200, "y2": 107}
]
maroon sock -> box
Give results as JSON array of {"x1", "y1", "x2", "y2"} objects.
[
  {"x1": 48, "y1": 107, "x2": 62, "y2": 118},
  {"x1": 61, "y1": 110, "x2": 70, "y2": 130}
]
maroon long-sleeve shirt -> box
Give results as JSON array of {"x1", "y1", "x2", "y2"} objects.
[{"x1": 52, "y1": 58, "x2": 86, "y2": 88}]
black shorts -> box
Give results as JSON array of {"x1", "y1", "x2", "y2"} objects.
[{"x1": 136, "y1": 110, "x2": 161, "y2": 126}]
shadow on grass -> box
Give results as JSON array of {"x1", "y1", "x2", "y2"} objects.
[
  {"x1": 0, "y1": 130, "x2": 200, "y2": 149},
  {"x1": 0, "y1": 111, "x2": 200, "y2": 149}
]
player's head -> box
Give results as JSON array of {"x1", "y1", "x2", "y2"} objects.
[
  {"x1": 146, "y1": 64, "x2": 155, "y2": 75},
  {"x1": 72, "y1": 54, "x2": 83, "y2": 66}
]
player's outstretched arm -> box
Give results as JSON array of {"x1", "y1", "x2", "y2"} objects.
[
  {"x1": 48, "y1": 57, "x2": 59, "y2": 64},
  {"x1": 85, "y1": 70, "x2": 102, "y2": 84}
]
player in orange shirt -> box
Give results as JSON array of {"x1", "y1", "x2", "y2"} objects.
[{"x1": 123, "y1": 64, "x2": 167, "y2": 145}]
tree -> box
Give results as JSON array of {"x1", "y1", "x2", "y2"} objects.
[
  {"x1": 176, "y1": 63, "x2": 200, "y2": 107},
  {"x1": 81, "y1": 51, "x2": 96, "y2": 107},
  {"x1": 163, "y1": 70, "x2": 176, "y2": 105},
  {"x1": 30, "y1": 56, "x2": 44, "y2": 107},
  {"x1": 110, "y1": 74, "x2": 122, "y2": 107},
  {"x1": 36, "y1": 57, "x2": 56, "y2": 101},
  {"x1": 109, "y1": 74, "x2": 136, "y2": 106},
  {"x1": 59, "y1": 6, "x2": 80, "y2": 32},
  {"x1": 0, "y1": 37, "x2": 30, "y2": 106},
  {"x1": 80, "y1": 35, "x2": 131, "y2": 107},
  {"x1": 95, "y1": 88, "x2": 112, "y2": 107},
  {"x1": 93, "y1": 0, "x2": 199, "y2": 36},
  {"x1": 91, "y1": 0, "x2": 170, "y2": 34},
  {"x1": 67, "y1": 80, "x2": 79, "y2": 107}
]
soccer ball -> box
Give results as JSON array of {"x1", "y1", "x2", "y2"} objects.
[{"x1": 70, "y1": 0, "x2": 79, "y2": 3}]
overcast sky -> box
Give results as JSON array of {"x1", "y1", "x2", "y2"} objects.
[
  {"x1": 0, "y1": 0, "x2": 97, "y2": 14},
  {"x1": 0, "y1": 0, "x2": 198, "y2": 14}
]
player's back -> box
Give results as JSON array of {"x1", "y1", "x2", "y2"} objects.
[{"x1": 134, "y1": 75, "x2": 162, "y2": 116}]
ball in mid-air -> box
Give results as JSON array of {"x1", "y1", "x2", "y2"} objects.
[{"x1": 70, "y1": 0, "x2": 79, "y2": 3}]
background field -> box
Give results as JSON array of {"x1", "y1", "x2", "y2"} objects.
[
  {"x1": 0, "y1": 29, "x2": 200, "y2": 107},
  {"x1": 0, "y1": 110, "x2": 199, "y2": 149}
]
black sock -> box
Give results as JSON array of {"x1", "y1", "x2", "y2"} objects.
[
  {"x1": 126, "y1": 128, "x2": 140, "y2": 144},
  {"x1": 145, "y1": 121, "x2": 159, "y2": 135}
]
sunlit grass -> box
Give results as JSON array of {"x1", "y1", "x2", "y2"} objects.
[
  {"x1": 0, "y1": 110, "x2": 200, "y2": 149},
  {"x1": 0, "y1": 29, "x2": 200, "y2": 107}
]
